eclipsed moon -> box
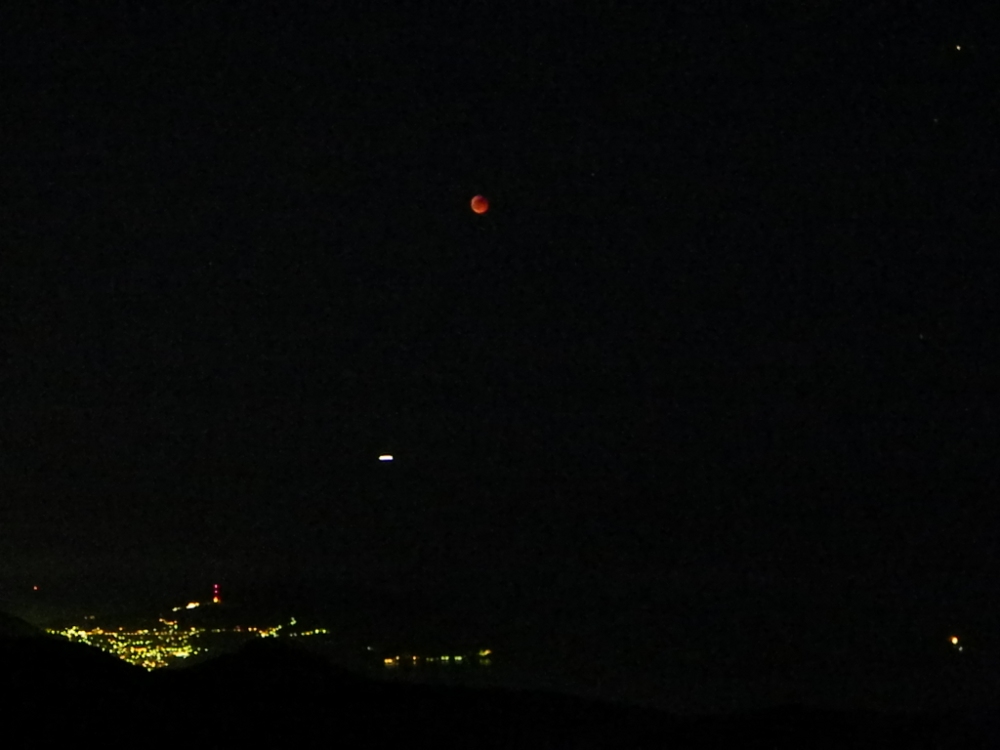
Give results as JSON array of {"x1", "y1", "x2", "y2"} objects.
[{"x1": 470, "y1": 195, "x2": 489, "y2": 214}]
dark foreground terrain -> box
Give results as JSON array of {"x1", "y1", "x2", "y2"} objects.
[{"x1": 2, "y1": 627, "x2": 998, "y2": 748}]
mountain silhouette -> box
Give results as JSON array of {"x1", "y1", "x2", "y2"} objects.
[
  {"x1": 2, "y1": 632, "x2": 998, "y2": 746},
  {"x1": 0, "y1": 610, "x2": 42, "y2": 638}
]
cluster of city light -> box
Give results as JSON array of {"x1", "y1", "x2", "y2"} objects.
[
  {"x1": 47, "y1": 587, "x2": 340, "y2": 670},
  {"x1": 257, "y1": 624, "x2": 283, "y2": 639},
  {"x1": 50, "y1": 617, "x2": 332, "y2": 670},
  {"x1": 51, "y1": 619, "x2": 206, "y2": 670},
  {"x1": 383, "y1": 649, "x2": 492, "y2": 668},
  {"x1": 288, "y1": 628, "x2": 330, "y2": 637}
]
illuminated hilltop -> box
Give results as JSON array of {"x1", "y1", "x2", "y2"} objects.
[{"x1": 46, "y1": 584, "x2": 331, "y2": 670}]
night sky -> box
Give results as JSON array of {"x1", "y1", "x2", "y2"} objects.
[{"x1": 3, "y1": 3, "x2": 997, "y2": 710}]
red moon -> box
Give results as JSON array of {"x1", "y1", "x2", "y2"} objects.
[{"x1": 470, "y1": 195, "x2": 489, "y2": 214}]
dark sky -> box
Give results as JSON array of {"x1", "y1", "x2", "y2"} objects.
[{"x1": 2, "y1": 2, "x2": 997, "y2": 709}]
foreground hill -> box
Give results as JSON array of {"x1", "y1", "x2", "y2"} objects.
[
  {"x1": 2, "y1": 634, "x2": 997, "y2": 747},
  {"x1": 0, "y1": 610, "x2": 43, "y2": 638}
]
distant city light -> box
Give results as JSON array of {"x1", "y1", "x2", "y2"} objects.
[
  {"x1": 380, "y1": 651, "x2": 489, "y2": 669},
  {"x1": 213, "y1": 583, "x2": 221, "y2": 604},
  {"x1": 185, "y1": 602, "x2": 200, "y2": 610},
  {"x1": 258, "y1": 624, "x2": 283, "y2": 638},
  {"x1": 378, "y1": 454, "x2": 393, "y2": 462},
  {"x1": 951, "y1": 636, "x2": 959, "y2": 645},
  {"x1": 49, "y1": 618, "x2": 330, "y2": 671}
]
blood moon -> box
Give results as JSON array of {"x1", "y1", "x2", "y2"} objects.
[{"x1": 470, "y1": 195, "x2": 489, "y2": 214}]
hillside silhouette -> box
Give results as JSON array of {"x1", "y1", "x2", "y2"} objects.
[
  {"x1": 0, "y1": 610, "x2": 42, "y2": 638},
  {"x1": 2, "y1": 622, "x2": 998, "y2": 746}
]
